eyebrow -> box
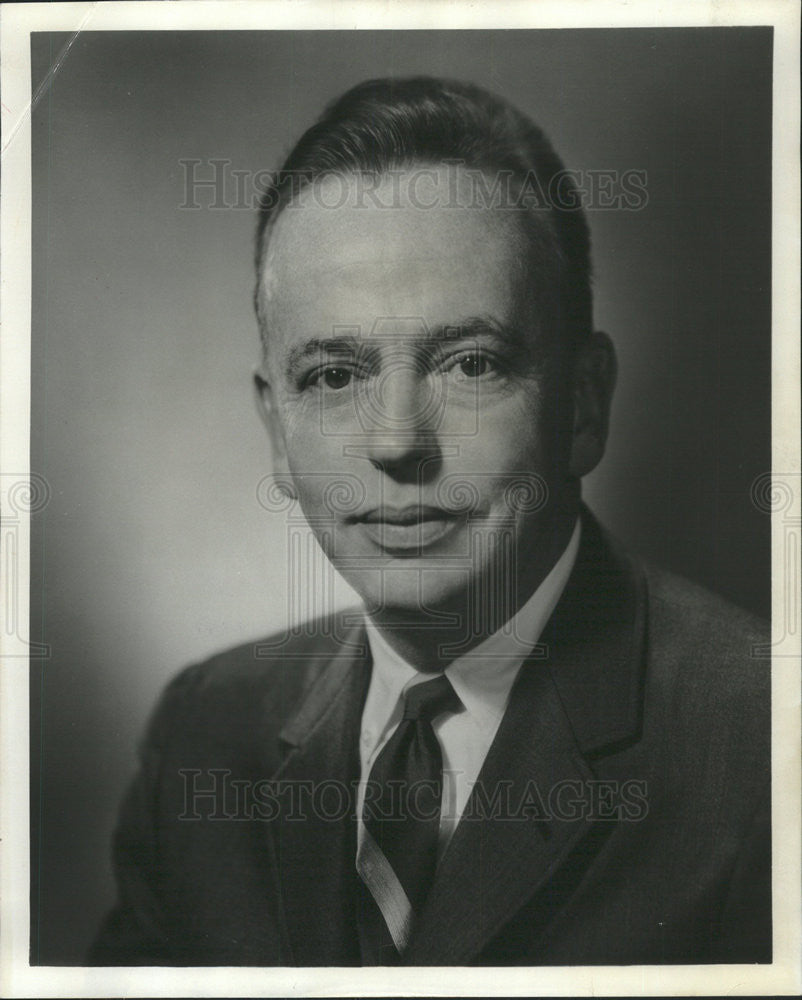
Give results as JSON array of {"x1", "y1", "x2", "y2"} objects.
[
  {"x1": 283, "y1": 315, "x2": 525, "y2": 379},
  {"x1": 431, "y1": 315, "x2": 525, "y2": 346},
  {"x1": 284, "y1": 337, "x2": 367, "y2": 380}
]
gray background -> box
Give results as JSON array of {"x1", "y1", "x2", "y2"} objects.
[{"x1": 29, "y1": 28, "x2": 772, "y2": 963}]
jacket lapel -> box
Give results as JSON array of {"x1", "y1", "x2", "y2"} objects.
[
  {"x1": 403, "y1": 509, "x2": 648, "y2": 965},
  {"x1": 266, "y1": 617, "x2": 371, "y2": 965}
]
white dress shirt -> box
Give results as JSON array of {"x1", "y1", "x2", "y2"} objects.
[{"x1": 358, "y1": 518, "x2": 581, "y2": 855}]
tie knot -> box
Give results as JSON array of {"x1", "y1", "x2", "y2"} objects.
[{"x1": 402, "y1": 674, "x2": 459, "y2": 722}]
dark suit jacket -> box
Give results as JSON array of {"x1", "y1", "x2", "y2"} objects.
[{"x1": 89, "y1": 510, "x2": 771, "y2": 966}]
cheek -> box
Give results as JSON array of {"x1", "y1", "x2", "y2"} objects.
[
  {"x1": 460, "y1": 394, "x2": 548, "y2": 468},
  {"x1": 279, "y1": 388, "x2": 366, "y2": 458},
  {"x1": 277, "y1": 397, "x2": 334, "y2": 463},
  {"x1": 447, "y1": 397, "x2": 562, "y2": 519},
  {"x1": 290, "y1": 464, "x2": 369, "y2": 529},
  {"x1": 289, "y1": 476, "x2": 333, "y2": 535}
]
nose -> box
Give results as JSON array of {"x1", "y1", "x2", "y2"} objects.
[{"x1": 360, "y1": 361, "x2": 442, "y2": 482}]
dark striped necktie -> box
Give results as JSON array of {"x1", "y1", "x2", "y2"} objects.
[{"x1": 356, "y1": 673, "x2": 461, "y2": 960}]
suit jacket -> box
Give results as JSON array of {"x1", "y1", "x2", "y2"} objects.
[{"x1": 89, "y1": 510, "x2": 771, "y2": 966}]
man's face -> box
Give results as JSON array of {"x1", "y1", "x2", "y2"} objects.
[{"x1": 258, "y1": 166, "x2": 578, "y2": 629}]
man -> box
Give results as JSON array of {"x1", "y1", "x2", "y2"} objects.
[{"x1": 90, "y1": 77, "x2": 770, "y2": 966}]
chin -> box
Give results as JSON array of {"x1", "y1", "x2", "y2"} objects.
[{"x1": 344, "y1": 564, "x2": 479, "y2": 626}]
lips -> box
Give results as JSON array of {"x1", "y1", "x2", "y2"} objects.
[{"x1": 356, "y1": 505, "x2": 462, "y2": 552}]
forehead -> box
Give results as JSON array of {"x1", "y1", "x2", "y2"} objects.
[{"x1": 260, "y1": 166, "x2": 548, "y2": 353}]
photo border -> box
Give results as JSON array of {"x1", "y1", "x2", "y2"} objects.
[{"x1": 2, "y1": 1, "x2": 799, "y2": 996}]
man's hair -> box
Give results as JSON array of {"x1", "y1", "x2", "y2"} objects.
[{"x1": 254, "y1": 76, "x2": 592, "y2": 351}]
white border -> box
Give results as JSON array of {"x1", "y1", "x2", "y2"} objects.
[{"x1": 2, "y1": 1, "x2": 799, "y2": 996}]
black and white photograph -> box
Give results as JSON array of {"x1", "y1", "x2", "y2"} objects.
[{"x1": 1, "y1": 1, "x2": 800, "y2": 996}]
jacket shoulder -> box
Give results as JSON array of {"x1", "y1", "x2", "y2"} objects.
[
  {"x1": 142, "y1": 609, "x2": 366, "y2": 755},
  {"x1": 642, "y1": 563, "x2": 770, "y2": 739},
  {"x1": 645, "y1": 562, "x2": 768, "y2": 661}
]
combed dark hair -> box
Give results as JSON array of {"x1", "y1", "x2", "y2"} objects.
[{"x1": 255, "y1": 76, "x2": 592, "y2": 348}]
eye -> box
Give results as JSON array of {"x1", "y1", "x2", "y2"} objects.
[
  {"x1": 455, "y1": 351, "x2": 492, "y2": 378},
  {"x1": 305, "y1": 366, "x2": 354, "y2": 390},
  {"x1": 321, "y1": 367, "x2": 352, "y2": 389}
]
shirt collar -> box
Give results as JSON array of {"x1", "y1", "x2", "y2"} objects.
[{"x1": 364, "y1": 518, "x2": 582, "y2": 734}]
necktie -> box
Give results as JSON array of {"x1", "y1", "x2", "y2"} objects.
[{"x1": 356, "y1": 673, "x2": 461, "y2": 959}]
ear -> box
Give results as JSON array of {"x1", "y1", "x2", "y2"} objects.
[
  {"x1": 253, "y1": 368, "x2": 296, "y2": 495},
  {"x1": 568, "y1": 331, "x2": 617, "y2": 479}
]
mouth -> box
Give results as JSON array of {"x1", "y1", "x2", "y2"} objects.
[{"x1": 355, "y1": 505, "x2": 463, "y2": 553}]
